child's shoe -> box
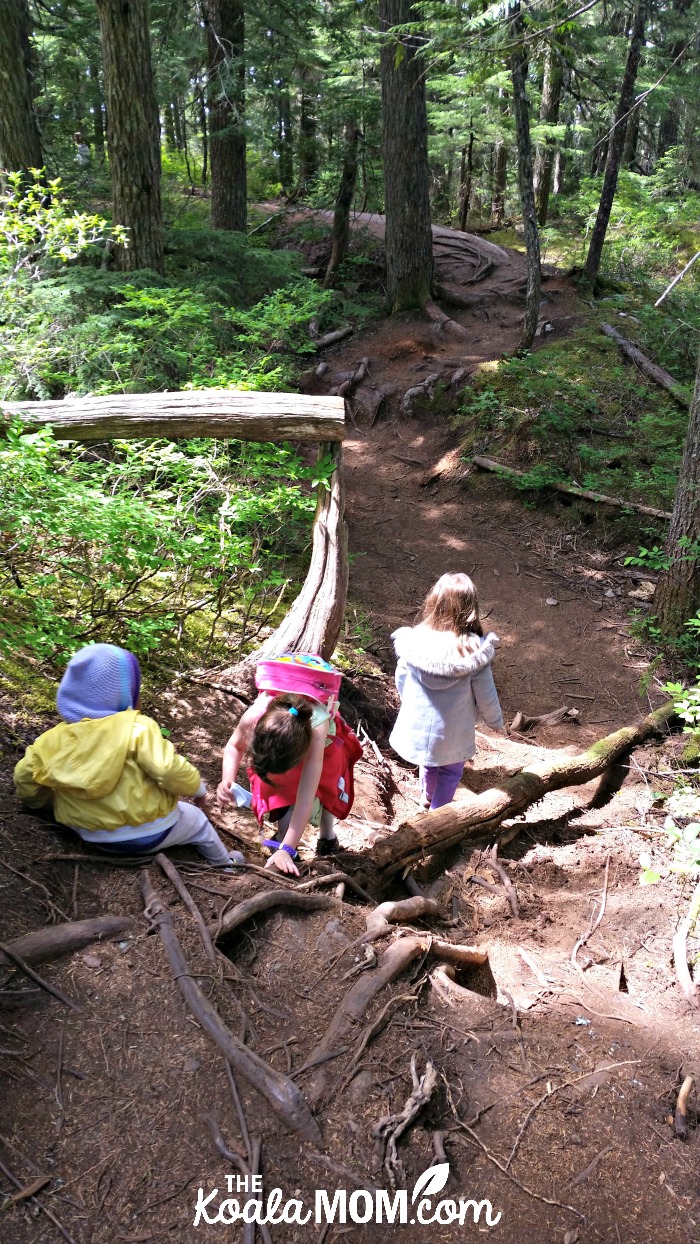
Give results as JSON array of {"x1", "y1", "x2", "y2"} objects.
[{"x1": 315, "y1": 835, "x2": 340, "y2": 857}]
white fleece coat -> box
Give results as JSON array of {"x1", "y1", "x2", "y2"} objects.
[{"x1": 389, "y1": 625, "x2": 504, "y2": 767}]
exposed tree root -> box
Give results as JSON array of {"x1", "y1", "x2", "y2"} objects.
[
  {"x1": 0, "y1": 915, "x2": 134, "y2": 968},
  {"x1": 370, "y1": 702, "x2": 675, "y2": 877},
  {"x1": 510, "y1": 705, "x2": 579, "y2": 732},
  {"x1": 372, "y1": 1054, "x2": 439, "y2": 1186},
  {"x1": 140, "y1": 871, "x2": 322, "y2": 1143},
  {"x1": 363, "y1": 896, "x2": 440, "y2": 942},
  {"x1": 673, "y1": 878, "x2": 700, "y2": 1009},
  {"x1": 211, "y1": 888, "x2": 335, "y2": 942}
]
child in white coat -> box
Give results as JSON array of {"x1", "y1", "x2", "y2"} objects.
[{"x1": 390, "y1": 572, "x2": 506, "y2": 811}]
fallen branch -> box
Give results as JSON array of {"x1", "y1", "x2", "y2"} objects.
[
  {"x1": 0, "y1": 1157, "x2": 77, "y2": 1244},
  {"x1": 572, "y1": 854, "x2": 610, "y2": 974},
  {"x1": 371, "y1": 702, "x2": 676, "y2": 876},
  {"x1": 472, "y1": 455, "x2": 672, "y2": 521},
  {"x1": 140, "y1": 871, "x2": 321, "y2": 1142},
  {"x1": 673, "y1": 878, "x2": 700, "y2": 1009},
  {"x1": 0, "y1": 942, "x2": 82, "y2": 1013},
  {"x1": 314, "y1": 326, "x2": 353, "y2": 350},
  {"x1": 0, "y1": 916, "x2": 134, "y2": 967},
  {"x1": 211, "y1": 889, "x2": 335, "y2": 941},
  {"x1": 601, "y1": 323, "x2": 691, "y2": 408}
]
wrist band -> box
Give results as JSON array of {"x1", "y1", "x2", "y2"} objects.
[{"x1": 261, "y1": 839, "x2": 298, "y2": 859}]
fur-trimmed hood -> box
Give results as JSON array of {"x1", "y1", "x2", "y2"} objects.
[{"x1": 391, "y1": 624, "x2": 500, "y2": 689}]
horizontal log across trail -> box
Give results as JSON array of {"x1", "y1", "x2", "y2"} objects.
[{"x1": 0, "y1": 389, "x2": 346, "y2": 444}]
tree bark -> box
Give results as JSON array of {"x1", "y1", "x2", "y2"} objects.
[
  {"x1": 89, "y1": 61, "x2": 105, "y2": 162},
  {"x1": 371, "y1": 702, "x2": 675, "y2": 876},
  {"x1": 323, "y1": 122, "x2": 361, "y2": 287},
  {"x1": 205, "y1": 0, "x2": 246, "y2": 231},
  {"x1": 379, "y1": 0, "x2": 434, "y2": 312},
  {"x1": 1, "y1": 390, "x2": 346, "y2": 443},
  {"x1": 458, "y1": 129, "x2": 475, "y2": 231},
  {"x1": 96, "y1": 0, "x2": 164, "y2": 274},
  {"x1": 584, "y1": 0, "x2": 647, "y2": 284},
  {"x1": 0, "y1": 0, "x2": 43, "y2": 173},
  {"x1": 491, "y1": 139, "x2": 508, "y2": 224},
  {"x1": 196, "y1": 83, "x2": 209, "y2": 185},
  {"x1": 533, "y1": 41, "x2": 563, "y2": 226},
  {"x1": 510, "y1": 14, "x2": 541, "y2": 352},
  {"x1": 298, "y1": 70, "x2": 319, "y2": 192},
  {"x1": 278, "y1": 87, "x2": 294, "y2": 192},
  {"x1": 654, "y1": 351, "x2": 700, "y2": 635}
]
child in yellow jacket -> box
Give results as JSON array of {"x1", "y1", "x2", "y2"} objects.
[{"x1": 14, "y1": 644, "x2": 240, "y2": 864}]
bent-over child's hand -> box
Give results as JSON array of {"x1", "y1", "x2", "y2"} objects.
[
  {"x1": 265, "y1": 848, "x2": 300, "y2": 877},
  {"x1": 216, "y1": 780, "x2": 236, "y2": 806}
]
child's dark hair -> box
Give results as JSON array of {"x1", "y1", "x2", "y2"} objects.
[
  {"x1": 419, "y1": 572, "x2": 483, "y2": 639},
  {"x1": 251, "y1": 693, "x2": 313, "y2": 779}
]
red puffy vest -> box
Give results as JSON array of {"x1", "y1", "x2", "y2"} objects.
[{"x1": 248, "y1": 709, "x2": 363, "y2": 823}]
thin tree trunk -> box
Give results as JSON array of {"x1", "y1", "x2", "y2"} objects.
[
  {"x1": 96, "y1": 0, "x2": 164, "y2": 274},
  {"x1": 278, "y1": 88, "x2": 294, "y2": 192},
  {"x1": 459, "y1": 129, "x2": 475, "y2": 231},
  {"x1": 298, "y1": 75, "x2": 319, "y2": 192},
  {"x1": 584, "y1": 0, "x2": 647, "y2": 284},
  {"x1": 324, "y1": 123, "x2": 361, "y2": 287},
  {"x1": 379, "y1": 0, "x2": 434, "y2": 312},
  {"x1": 0, "y1": 0, "x2": 43, "y2": 173},
  {"x1": 197, "y1": 83, "x2": 208, "y2": 185},
  {"x1": 205, "y1": 0, "x2": 246, "y2": 231},
  {"x1": 89, "y1": 61, "x2": 105, "y2": 162},
  {"x1": 163, "y1": 101, "x2": 176, "y2": 149},
  {"x1": 491, "y1": 139, "x2": 508, "y2": 224},
  {"x1": 172, "y1": 98, "x2": 185, "y2": 150},
  {"x1": 622, "y1": 109, "x2": 639, "y2": 169},
  {"x1": 532, "y1": 41, "x2": 563, "y2": 226},
  {"x1": 510, "y1": 12, "x2": 541, "y2": 352},
  {"x1": 654, "y1": 353, "x2": 700, "y2": 636},
  {"x1": 553, "y1": 147, "x2": 565, "y2": 194}
]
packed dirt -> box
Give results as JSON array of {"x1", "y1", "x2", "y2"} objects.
[{"x1": 1, "y1": 227, "x2": 699, "y2": 1244}]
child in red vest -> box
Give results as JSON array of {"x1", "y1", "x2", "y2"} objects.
[{"x1": 216, "y1": 654, "x2": 362, "y2": 875}]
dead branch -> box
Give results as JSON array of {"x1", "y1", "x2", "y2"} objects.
[
  {"x1": 156, "y1": 854, "x2": 218, "y2": 967},
  {"x1": 371, "y1": 702, "x2": 675, "y2": 877},
  {"x1": 601, "y1": 323, "x2": 691, "y2": 408},
  {"x1": 372, "y1": 1055, "x2": 439, "y2": 1186},
  {"x1": 363, "y1": 896, "x2": 440, "y2": 942},
  {"x1": 0, "y1": 942, "x2": 82, "y2": 1012},
  {"x1": 295, "y1": 871, "x2": 376, "y2": 904},
  {"x1": 510, "y1": 706, "x2": 579, "y2": 732},
  {"x1": 0, "y1": 916, "x2": 134, "y2": 967},
  {"x1": 673, "y1": 878, "x2": 700, "y2": 1009},
  {"x1": 472, "y1": 455, "x2": 672, "y2": 521},
  {"x1": 675, "y1": 1075, "x2": 695, "y2": 1139},
  {"x1": 314, "y1": 326, "x2": 353, "y2": 350},
  {"x1": 0, "y1": 1157, "x2": 77, "y2": 1244},
  {"x1": 484, "y1": 847, "x2": 520, "y2": 918},
  {"x1": 571, "y1": 853, "x2": 610, "y2": 973},
  {"x1": 140, "y1": 871, "x2": 321, "y2": 1142},
  {"x1": 211, "y1": 888, "x2": 335, "y2": 942}
]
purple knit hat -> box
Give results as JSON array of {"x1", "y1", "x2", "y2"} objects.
[{"x1": 56, "y1": 644, "x2": 141, "y2": 723}]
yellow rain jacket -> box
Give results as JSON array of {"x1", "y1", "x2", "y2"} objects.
[{"x1": 14, "y1": 709, "x2": 201, "y2": 833}]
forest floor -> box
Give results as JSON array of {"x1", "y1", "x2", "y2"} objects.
[{"x1": 1, "y1": 227, "x2": 699, "y2": 1244}]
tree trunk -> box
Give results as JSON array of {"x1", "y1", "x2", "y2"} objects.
[
  {"x1": 458, "y1": 129, "x2": 475, "y2": 231},
  {"x1": 584, "y1": 0, "x2": 646, "y2": 284},
  {"x1": 622, "y1": 109, "x2": 639, "y2": 169},
  {"x1": 205, "y1": 0, "x2": 246, "y2": 231},
  {"x1": 172, "y1": 98, "x2": 185, "y2": 150},
  {"x1": 0, "y1": 0, "x2": 43, "y2": 173},
  {"x1": 278, "y1": 87, "x2": 294, "y2": 192},
  {"x1": 510, "y1": 16, "x2": 541, "y2": 352},
  {"x1": 379, "y1": 0, "x2": 434, "y2": 312},
  {"x1": 163, "y1": 101, "x2": 176, "y2": 149},
  {"x1": 89, "y1": 61, "x2": 105, "y2": 162},
  {"x1": 197, "y1": 85, "x2": 209, "y2": 185},
  {"x1": 298, "y1": 76, "x2": 319, "y2": 192},
  {"x1": 553, "y1": 147, "x2": 565, "y2": 194},
  {"x1": 491, "y1": 139, "x2": 508, "y2": 224},
  {"x1": 532, "y1": 41, "x2": 563, "y2": 226},
  {"x1": 654, "y1": 353, "x2": 700, "y2": 636},
  {"x1": 96, "y1": 0, "x2": 164, "y2": 274},
  {"x1": 323, "y1": 122, "x2": 361, "y2": 287}
]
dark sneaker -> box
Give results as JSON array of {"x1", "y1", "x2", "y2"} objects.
[{"x1": 315, "y1": 835, "x2": 340, "y2": 857}]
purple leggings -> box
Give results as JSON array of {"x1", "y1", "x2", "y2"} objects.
[{"x1": 419, "y1": 761, "x2": 465, "y2": 810}]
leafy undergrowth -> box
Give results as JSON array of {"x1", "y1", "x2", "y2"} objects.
[{"x1": 457, "y1": 314, "x2": 689, "y2": 519}]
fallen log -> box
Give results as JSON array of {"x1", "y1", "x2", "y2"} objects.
[
  {"x1": 472, "y1": 455, "x2": 672, "y2": 521},
  {"x1": 510, "y1": 706, "x2": 579, "y2": 732},
  {"x1": 371, "y1": 702, "x2": 675, "y2": 877},
  {"x1": 0, "y1": 915, "x2": 135, "y2": 967},
  {"x1": 601, "y1": 323, "x2": 691, "y2": 409},
  {"x1": 1, "y1": 390, "x2": 346, "y2": 444},
  {"x1": 141, "y1": 871, "x2": 321, "y2": 1143},
  {"x1": 211, "y1": 888, "x2": 335, "y2": 942}
]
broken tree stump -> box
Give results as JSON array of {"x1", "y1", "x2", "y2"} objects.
[{"x1": 370, "y1": 702, "x2": 675, "y2": 877}]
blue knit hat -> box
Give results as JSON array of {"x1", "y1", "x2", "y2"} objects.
[{"x1": 56, "y1": 644, "x2": 141, "y2": 723}]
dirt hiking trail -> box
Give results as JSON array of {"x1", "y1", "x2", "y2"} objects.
[{"x1": 1, "y1": 227, "x2": 699, "y2": 1244}]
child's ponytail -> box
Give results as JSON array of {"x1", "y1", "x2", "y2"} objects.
[{"x1": 251, "y1": 693, "x2": 314, "y2": 779}]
